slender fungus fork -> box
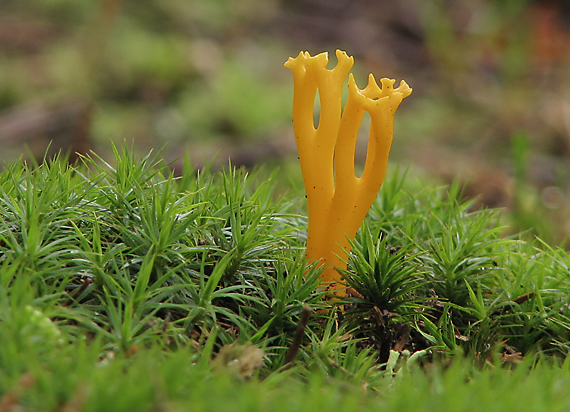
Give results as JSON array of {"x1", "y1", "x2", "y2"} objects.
[{"x1": 285, "y1": 50, "x2": 412, "y2": 295}]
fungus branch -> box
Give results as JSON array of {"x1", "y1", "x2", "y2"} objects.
[{"x1": 285, "y1": 50, "x2": 412, "y2": 294}]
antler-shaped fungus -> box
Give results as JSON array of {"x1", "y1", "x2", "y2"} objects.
[{"x1": 285, "y1": 50, "x2": 412, "y2": 295}]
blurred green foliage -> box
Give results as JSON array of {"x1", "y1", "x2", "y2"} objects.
[
  {"x1": 2, "y1": 0, "x2": 570, "y2": 245},
  {"x1": 0, "y1": 0, "x2": 290, "y2": 155}
]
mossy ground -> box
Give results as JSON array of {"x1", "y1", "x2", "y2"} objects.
[{"x1": 1, "y1": 147, "x2": 570, "y2": 411}]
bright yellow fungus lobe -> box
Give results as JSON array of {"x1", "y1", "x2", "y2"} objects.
[{"x1": 285, "y1": 50, "x2": 412, "y2": 295}]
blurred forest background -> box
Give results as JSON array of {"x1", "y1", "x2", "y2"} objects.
[{"x1": 1, "y1": 0, "x2": 570, "y2": 244}]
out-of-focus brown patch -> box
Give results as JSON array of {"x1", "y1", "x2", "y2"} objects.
[
  {"x1": 0, "y1": 100, "x2": 92, "y2": 163},
  {"x1": 411, "y1": 145, "x2": 512, "y2": 210}
]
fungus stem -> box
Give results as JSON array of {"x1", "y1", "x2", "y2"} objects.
[{"x1": 285, "y1": 50, "x2": 412, "y2": 295}]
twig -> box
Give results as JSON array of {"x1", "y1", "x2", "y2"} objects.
[
  {"x1": 63, "y1": 277, "x2": 92, "y2": 307},
  {"x1": 283, "y1": 305, "x2": 311, "y2": 367}
]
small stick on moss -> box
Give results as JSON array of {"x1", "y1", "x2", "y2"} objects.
[
  {"x1": 512, "y1": 291, "x2": 534, "y2": 305},
  {"x1": 63, "y1": 277, "x2": 92, "y2": 307},
  {"x1": 283, "y1": 305, "x2": 311, "y2": 367}
]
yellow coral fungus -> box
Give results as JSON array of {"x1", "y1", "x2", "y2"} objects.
[{"x1": 285, "y1": 50, "x2": 412, "y2": 295}]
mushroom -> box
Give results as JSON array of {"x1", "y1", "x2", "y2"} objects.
[{"x1": 285, "y1": 50, "x2": 412, "y2": 295}]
